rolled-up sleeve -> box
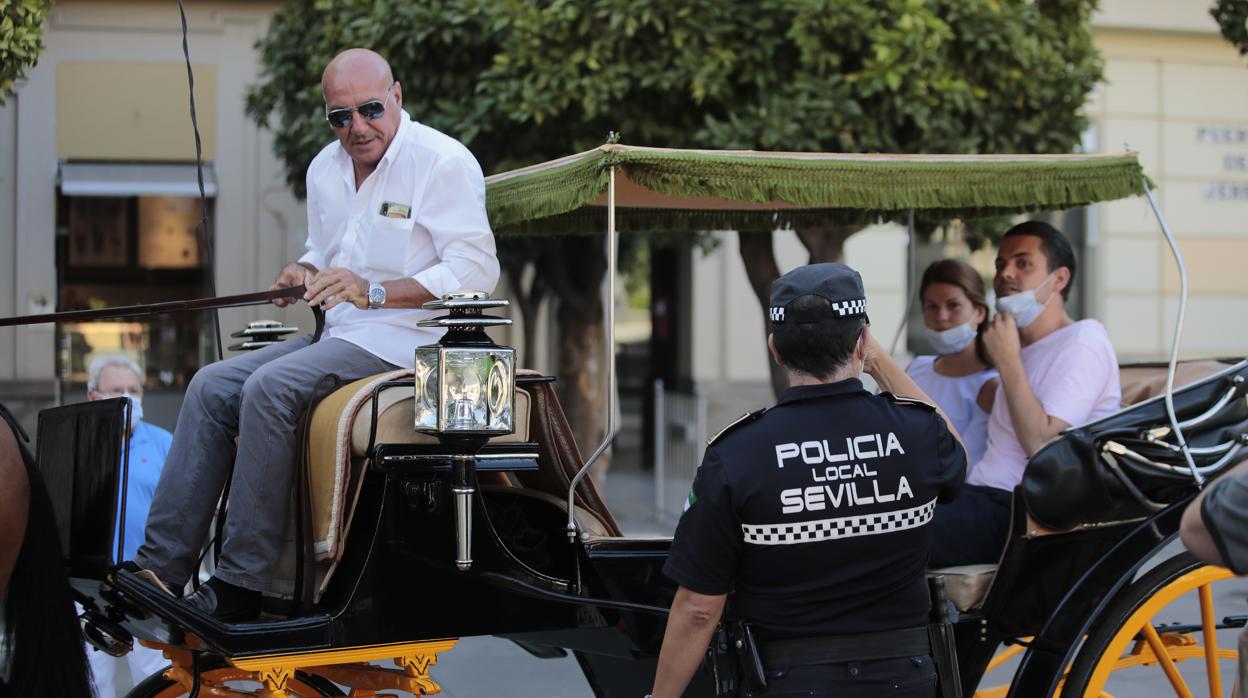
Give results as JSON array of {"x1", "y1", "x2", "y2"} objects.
[{"x1": 412, "y1": 154, "x2": 500, "y2": 299}]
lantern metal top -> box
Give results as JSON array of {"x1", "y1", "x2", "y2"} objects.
[
  {"x1": 417, "y1": 291, "x2": 512, "y2": 332},
  {"x1": 422, "y1": 291, "x2": 511, "y2": 312}
]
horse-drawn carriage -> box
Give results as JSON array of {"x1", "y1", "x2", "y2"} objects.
[{"x1": 3, "y1": 146, "x2": 1245, "y2": 697}]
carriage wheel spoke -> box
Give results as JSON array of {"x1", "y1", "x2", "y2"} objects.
[
  {"x1": 1141, "y1": 623, "x2": 1196, "y2": 698},
  {"x1": 1198, "y1": 584, "x2": 1223, "y2": 698}
]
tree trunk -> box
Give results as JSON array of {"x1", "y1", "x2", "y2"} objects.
[
  {"x1": 545, "y1": 235, "x2": 611, "y2": 478},
  {"x1": 503, "y1": 256, "x2": 547, "y2": 369},
  {"x1": 737, "y1": 230, "x2": 787, "y2": 398},
  {"x1": 794, "y1": 225, "x2": 856, "y2": 264}
]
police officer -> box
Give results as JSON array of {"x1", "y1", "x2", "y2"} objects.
[{"x1": 650, "y1": 263, "x2": 966, "y2": 698}]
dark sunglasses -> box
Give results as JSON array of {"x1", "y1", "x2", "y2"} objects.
[{"x1": 325, "y1": 85, "x2": 393, "y2": 129}]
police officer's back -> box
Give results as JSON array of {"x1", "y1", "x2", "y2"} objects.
[{"x1": 650, "y1": 263, "x2": 967, "y2": 698}]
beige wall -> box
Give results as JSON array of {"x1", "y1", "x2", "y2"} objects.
[
  {"x1": 0, "y1": 0, "x2": 313, "y2": 387},
  {"x1": 1090, "y1": 15, "x2": 1248, "y2": 360},
  {"x1": 57, "y1": 62, "x2": 219, "y2": 161}
]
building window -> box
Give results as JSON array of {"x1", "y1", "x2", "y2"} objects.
[{"x1": 55, "y1": 191, "x2": 215, "y2": 393}]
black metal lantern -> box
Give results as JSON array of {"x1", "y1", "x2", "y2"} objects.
[{"x1": 415, "y1": 291, "x2": 514, "y2": 570}]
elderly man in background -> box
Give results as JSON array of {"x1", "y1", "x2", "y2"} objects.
[{"x1": 85, "y1": 355, "x2": 172, "y2": 695}]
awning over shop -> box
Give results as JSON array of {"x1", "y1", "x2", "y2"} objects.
[{"x1": 58, "y1": 162, "x2": 218, "y2": 198}]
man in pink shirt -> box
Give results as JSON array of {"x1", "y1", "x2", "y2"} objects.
[{"x1": 930, "y1": 221, "x2": 1120, "y2": 566}]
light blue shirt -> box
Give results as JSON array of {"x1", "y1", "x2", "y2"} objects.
[
  {"x1": 905, "y1": 355, "x2": 997, "y2": 468},
  {"x1": 114, "y1": 421, "x2": 172, "y2": 561}
]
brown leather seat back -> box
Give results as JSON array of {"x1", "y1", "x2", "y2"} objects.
[
  {"x1": 512, "y1": 379, "x2": 623, "y2": 537},
  {"x1": 1119, "y1": 360, "x2": 1228, "y2": 407}
]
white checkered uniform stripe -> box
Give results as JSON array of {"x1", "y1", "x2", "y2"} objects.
[
  {"x1": 741, "y1": 498, "x2": 937, "y2": 545},
  {"x1": 831, "y1": 298, "x2": 866, "y2": 316},
  {"x1": 769, "y1": 307, "x2": 785, "y2": 322}
]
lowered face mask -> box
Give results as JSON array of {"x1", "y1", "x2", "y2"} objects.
[
  {"x1": 995, "y1": 273, "x2": 1057, "y2": 329},
  {"x1": 923, "y1": 323, "x2": 977, "y2": 355},
  {"x1": 123, "y1": 393, "x2": 143, "y2": 433}
]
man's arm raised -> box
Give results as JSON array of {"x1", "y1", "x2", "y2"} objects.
[{"x1": 983, "y1": 313, "x2": 1069, "y2": 456}]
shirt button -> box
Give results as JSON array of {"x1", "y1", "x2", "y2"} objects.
[{"x1": 849, "y1": 666, "x2": 860, "y2": 677}]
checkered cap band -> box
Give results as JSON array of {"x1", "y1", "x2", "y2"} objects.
[
  {"x1": 741, "y1": 498, "x2": 936, "y2": 545},
  {"x1": 770, "y1": 297, "x2": 866, "y2": 323},
  {"x1": 831, "y1": 298, "x2": 866, "y2": 316}
]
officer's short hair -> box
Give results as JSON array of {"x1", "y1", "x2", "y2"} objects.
[
  {"x1": 1002, "y1": 220, "x2": 1077, "y2": 301},
  {"x1": 772, "y1": 295, "x2": 867, "y2": 378}
]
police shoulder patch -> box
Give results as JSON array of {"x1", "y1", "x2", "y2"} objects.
[
  {"x1": 881, "y1": 391, "x2": 938, "y2": 412},
  {"x1": 706, "y1": 408, "x2": 767, "y2": 446}
]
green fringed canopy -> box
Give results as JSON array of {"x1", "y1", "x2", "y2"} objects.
[{"x1": 484, "y1": 144, "x2": 1150, "y2": 235}]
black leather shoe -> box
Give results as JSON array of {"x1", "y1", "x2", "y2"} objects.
[{"x1": 184, "y1": 578, "x2": 262, "y2": 622}]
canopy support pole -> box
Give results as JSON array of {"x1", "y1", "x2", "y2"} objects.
[
  {"x1": 567, "y1": 166, "x2": 619, "y2": 540},
  {"x1": 889, "y1": 209, "x2": 917, "y2": 355},
  {"x1": 1142, "y1": 176, "x2": 1202, "y2": 486}
]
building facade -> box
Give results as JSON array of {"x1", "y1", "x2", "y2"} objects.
[{"x1": 0, "y1": 0, "x2": 1245, "y2": 441}]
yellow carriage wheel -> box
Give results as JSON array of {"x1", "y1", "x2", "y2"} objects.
[
  {"x1": 126, "y1": 665, "x2": 344, "y2": 697},
  {"x1": 1060, "y1": 552, "x2": 1240, "y2": 698}
]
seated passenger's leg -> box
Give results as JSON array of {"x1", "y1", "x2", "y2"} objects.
[
  {"x1": 928, "y1": 485, "x2": 1012, "y2": 568},
  {"x1": 214, "y1": 338, "x2": 395, "y2": 593},
  {"x1": 134, "y1": 337, "x2": 312, "y2": 588}
]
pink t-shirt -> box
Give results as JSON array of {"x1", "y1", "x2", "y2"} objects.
[{"x1": 967, "y1": 320, "x2": 1121, "y2": 491}]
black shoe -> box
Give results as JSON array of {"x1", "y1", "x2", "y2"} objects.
[{"x1": 184, "y1": 577, "x2": 262, "y2": 622}]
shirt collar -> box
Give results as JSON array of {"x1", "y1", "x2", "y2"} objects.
[{"x1": 776, "y1": 378, "x2": 867, "y2": 406}]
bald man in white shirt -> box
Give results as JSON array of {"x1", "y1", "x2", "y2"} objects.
[{"x1": 132, "y1": 48, "x2": 499, "y2": 621}]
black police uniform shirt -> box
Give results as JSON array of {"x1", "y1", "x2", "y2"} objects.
[{"x1": 663, "y1": 378, "x2": 966, "y2": 640}]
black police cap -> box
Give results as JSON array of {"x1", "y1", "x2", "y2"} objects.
[{"x1": 769, "y1": 263, "x2": 868, "y2": 324}]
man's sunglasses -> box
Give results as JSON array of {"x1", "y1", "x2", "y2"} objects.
[{"x1": 325, "y1": 85, "x2": 393, "y2": 129}]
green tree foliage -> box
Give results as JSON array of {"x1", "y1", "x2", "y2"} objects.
[
  {"x1": 0, "y1": 0, "x2": 53, "y2": 107},
  {"x1": 248, "y1": 0, "x2": 1104, "y2": 431},
  {"x1": 1212, "y1": 0, "x2": 1248, "y2": 56}
]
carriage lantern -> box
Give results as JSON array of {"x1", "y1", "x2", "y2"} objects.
[
  {"x1": 414, "y1": 292, "x2": 514, "y2": 436},
  {"x1": 414, "y1": 291, "x2": 514, "y2": 571}
]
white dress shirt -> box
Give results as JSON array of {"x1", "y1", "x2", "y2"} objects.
[{"x1": 299, "y1": 111, "x2": 500, "y2": 368}]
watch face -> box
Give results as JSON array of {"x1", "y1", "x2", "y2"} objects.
[{"x1": 369, "y1": 285, "x2": 385, "y2": 306}]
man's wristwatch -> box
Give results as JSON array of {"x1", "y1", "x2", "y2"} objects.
[{"x1": 367, "y1": 281, "x2": 387, "y2": 309}]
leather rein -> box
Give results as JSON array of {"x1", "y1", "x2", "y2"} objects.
[{"x1": 0, "y1": 286, "x2": 325, "y2": 342}]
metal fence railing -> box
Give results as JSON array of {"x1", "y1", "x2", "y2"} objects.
[{"x1": 653, "y1": 379, "x2": 707, "y2": 525}]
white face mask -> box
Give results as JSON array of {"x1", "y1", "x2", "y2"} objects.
[
  {"x1": 123, "y1": 393, "x2": 143, "y2": 433},
  {"x1": 923, "y1": 323, "x2": 977, "y2": 355},
  {"x1": 995, "y1": 273, "x2": 1057, "y2": 329}
]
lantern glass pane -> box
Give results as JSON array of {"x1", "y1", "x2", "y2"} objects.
[
  {"x1": 441, "y1": 350, "x2": 490, "y2": 431},
  {"x1": 413, "y1": 346, "x2": 440, "y2": 431}
]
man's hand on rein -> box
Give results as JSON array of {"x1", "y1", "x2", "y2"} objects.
[
  {"x1": 269, "y1": 262, "x2": 315, "y2": 307},
  {"x1": 305, "y1": 268, "x2": 370, "y2": 310}
]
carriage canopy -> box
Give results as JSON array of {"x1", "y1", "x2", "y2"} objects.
[{"x1": 484, "y1": 144, "x2": 1150, "y2": 235}]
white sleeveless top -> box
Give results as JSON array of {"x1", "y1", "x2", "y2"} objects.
[{"x1": 905, "y1": 355, "x2": 997, "y2": 467}]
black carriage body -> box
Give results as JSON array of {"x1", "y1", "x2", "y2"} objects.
[{"x1": 42, "y1": 361, "x2": 1248, "y2": 698}]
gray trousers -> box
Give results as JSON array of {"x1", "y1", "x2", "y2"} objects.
[{"x1": 134, "y1": 336, "x2": 395, "y2": 591}]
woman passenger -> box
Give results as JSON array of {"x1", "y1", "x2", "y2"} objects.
[{"x1": 906, "y1": 259, "x2": 997, "y2": 467}]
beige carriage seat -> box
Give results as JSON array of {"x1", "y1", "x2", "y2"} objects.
[
  {"x1": 304, "y1": 369, "x2": 532, "y2": 564},
  {"x1": 927, "y1": 564, "x2": 998, "y2": 613}
]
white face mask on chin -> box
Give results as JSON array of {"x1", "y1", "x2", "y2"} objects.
[
  {"x1": 923, "y1": 323, "x2": 977, "y2": 355},
  {"x1": 123, "y1": 393, "x2": 143, "y2": 433},
  {"x1": 995, "y1": 272, "x2": 1057, "y2": 329}
]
